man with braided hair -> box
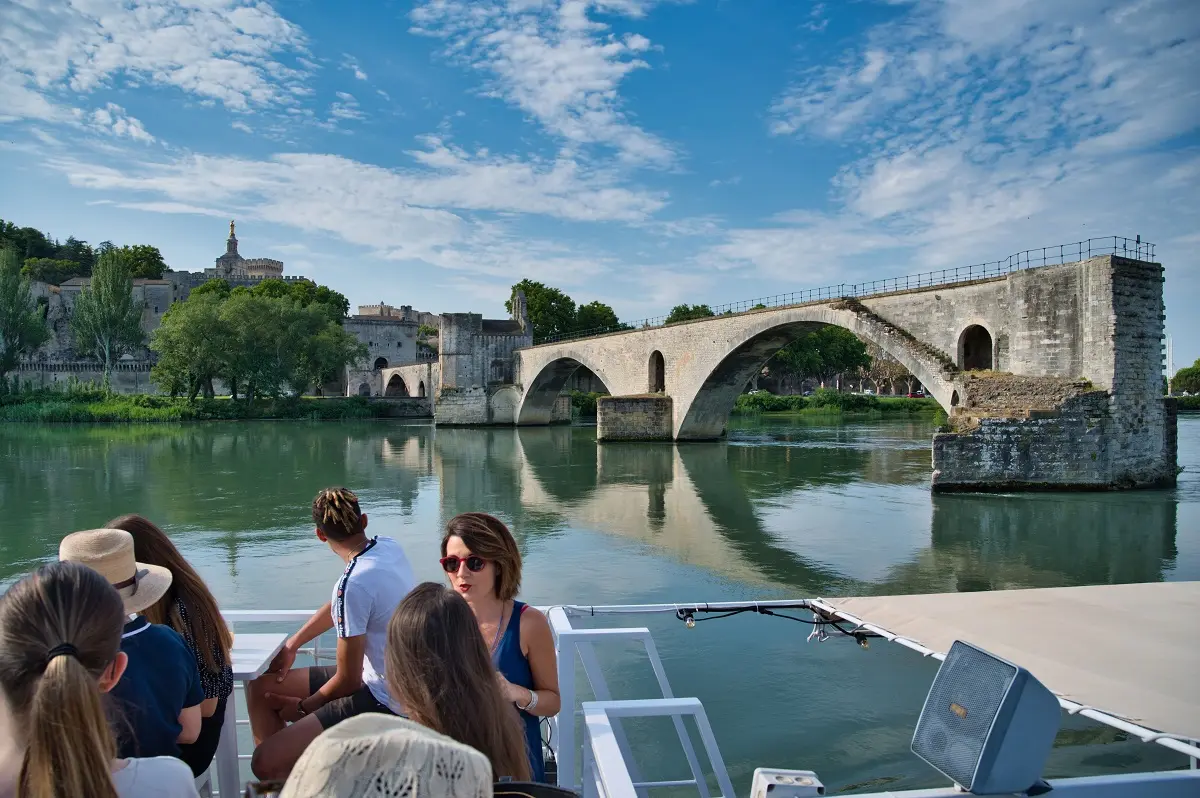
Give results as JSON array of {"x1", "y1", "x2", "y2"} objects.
[{"x1": 247, "y1": 487, "x2": 415, "y2": 780}]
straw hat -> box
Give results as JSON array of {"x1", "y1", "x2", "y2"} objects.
[
  {"x1": 280, "y1": 715, "x2": 493, "y2": 798},
  {"x1": 58, "y1": 529, "x2": 172, "y2": 615}
]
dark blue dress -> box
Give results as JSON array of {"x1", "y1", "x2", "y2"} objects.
[{"x1": 493, "y1": 600, "x2": 545, "y2": 782}]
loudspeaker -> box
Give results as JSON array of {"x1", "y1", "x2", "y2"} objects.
[{"x1": 912, "y1": 640, "x2": 1061, "y2": 795}]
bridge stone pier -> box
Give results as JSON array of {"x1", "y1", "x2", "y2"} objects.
[{"x1": 512, "y1": 254, "x2": 1176, "y2": 491}]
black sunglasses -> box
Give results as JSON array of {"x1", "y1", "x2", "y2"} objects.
[{"x1": 439, "y1": 555, "x2": 487, "y2": 573}]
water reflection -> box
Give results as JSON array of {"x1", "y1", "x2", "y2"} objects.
[{"x1": 0, "y1": 418, "x2": 1190, "y2": 592}]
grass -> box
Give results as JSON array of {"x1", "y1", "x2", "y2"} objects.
[
  {"x1": 1176, "y1": 395, "x2": 1200, "y2": 412},
  {"x1": 0, "y1": 387, "x2": 423, "y2": 423},
  {"x1": 734, "y1": 389, "x2": 942, "y2": 416}
]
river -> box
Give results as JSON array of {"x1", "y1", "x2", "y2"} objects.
[{"x1": 1, "y1": 415, "x2": 1196, "y2": 793}]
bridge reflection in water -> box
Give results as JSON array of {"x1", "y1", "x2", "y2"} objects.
[
  {"x1": 0, "y1": 419, "x2": 1184, "y2": 595},
  {"x1": 429, "y1": 421, "x2": 1181, "y2": 595}
]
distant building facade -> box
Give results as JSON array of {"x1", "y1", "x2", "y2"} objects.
[{"x1": 17, "y1": 222, "x2": 437, "y2": 396}]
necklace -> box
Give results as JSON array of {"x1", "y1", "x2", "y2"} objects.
[{"x1": 487, "y1": 603, "x2": 507, "y2": 654}]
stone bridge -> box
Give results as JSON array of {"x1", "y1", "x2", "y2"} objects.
[{"x1": 511, "y1": 254, "x2": 1176, "y2": 491}]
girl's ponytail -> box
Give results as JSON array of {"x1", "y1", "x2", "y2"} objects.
[{"x1": 0, "y1": 561, "x2": 126, "y2": 798}]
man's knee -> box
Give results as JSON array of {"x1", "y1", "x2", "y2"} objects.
[{"x1": 251, "y1": 737, "x2": 291, "y2": 780}]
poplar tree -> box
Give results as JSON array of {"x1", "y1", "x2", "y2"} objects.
[
  {"x1": 70, "y1": 249, "x2": 144, "y2": 388},
  {"x1": 0, "y1": 247, "x2": 49, "y2": 389}
]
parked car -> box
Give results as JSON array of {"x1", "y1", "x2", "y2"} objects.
[{"x1": 906, "y1": 391, "x2": 925, "y2": 398}]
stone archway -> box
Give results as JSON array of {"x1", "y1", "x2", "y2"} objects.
[
  {"x1": 357, "y1": 382, "x2": 371, "y2": 396},
  {"x1": 958, "y1": 325, "x2": 993, "y2": 371},
  {"x1": 517, "y1": 356, "x2": 615, "y2": 425},
  {"x1": 374, "y1": 357, "x2": 389, "y2": 370},
  {"x1": 674, "y1": 310, "x2": 956, "y2": 440},
  {"x1": 418, "y1": 381, "x2": 426, "y2": 398},
  {"x1": 384, "y1": 374, "x2": 408, "y2": 397},
  {"x1": 649, "y1": 350, "x2": 665, "y2": 393}
]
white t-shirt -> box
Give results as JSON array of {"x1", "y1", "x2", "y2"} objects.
[
  {"x1": 330, "y1": 535, "x2": 415, "y2": 712},
  {"x1": 112, "y1": 757, "x2": 199, "y2": 797}
]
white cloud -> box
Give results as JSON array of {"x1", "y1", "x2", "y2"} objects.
[
  {"x1": 410, "y1": 0, "x2": 676, "y2": 167},
  {"x1": 43, "y1": 136, "x2": 667, "y2": 282},
  {"x1": 734, "y1": 0, "x2": 1200, "y2": 280},
  {"x1": 89, "y1": 103, "x2": 155, "y2": 143},
  {"x1": 341, "y1": 54, "x2": 368, "y2": 81},
  {"x1": 0, "y1": 0, "x2": 309, "y2": 123},
  {"x1": 329, "y1": 92, "x2": 365, "y2": 122},
  {"x1": 231, "y1": 120, "x2": 254, "y2": 134}
]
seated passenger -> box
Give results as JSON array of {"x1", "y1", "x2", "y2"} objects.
[
  {"x1": 248, "y1": 487, "x2": 415, "y2": 780},
  {"x1": 0, "y1": 560, "x2": 200, "y2": 797},
  {"x1": 59, "y1": 528, "x2": 204, "y2": 760},
  {"x1": 386, "y1": 582, "x2": 532, "y2": 781},
  {"x1": 442, "y1": 512, "x2": 560, "y2": 781},
  {"x1": 279, "y1": 714, "x2": 492, "y2": 798},
  {"x1": 109, "y1": 513, "x2": 235, "y2": 777}
]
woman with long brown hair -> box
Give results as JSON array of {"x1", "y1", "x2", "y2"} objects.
[
  {"x1": 0, "y1": 560, "x2": 198, "y2": 797},
  {"x1": 108, "y1": 514, "x2": 234, "y2": 776},
  {"x1": 386, "y1": 582, "x2": 532, "y2": 782},
  {"x1": 440, "y1": 512, "x2": 559, "y2": 781}
]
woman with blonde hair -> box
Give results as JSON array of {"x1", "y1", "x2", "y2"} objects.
[
  {"x1": 0, "y1": 560, "x2": 198, "y2": 797},
  {"x1": 108, "y1": 513, "x2": 234, "y2": 776},
  {"x1": 440, "y1": 512, "x2": 560, "y2": 781},
  {"x1": 386, "y1": 582, "x2": 532, "y2": 781}
]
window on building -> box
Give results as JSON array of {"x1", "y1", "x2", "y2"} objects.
[{"x1": 154, "y1": 306, "x2": 159, "y2": 313}]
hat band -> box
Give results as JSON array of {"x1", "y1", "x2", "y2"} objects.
[{"x1": 112, "y1": 569, "x2": 146, "y2": 595}]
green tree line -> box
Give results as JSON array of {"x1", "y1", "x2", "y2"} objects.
[
  {"x1": 1171, "y1": 359, "x2": 1200, "y2": 395},
  {"x1": 1, "y1": 218, "x2": 168, "y2": 284},
  {"x1": 506, "y1": 279, "x2": 631, "y2": 340},
  {"x1": 151, "y1": 278, "x2": 363, "y2": 401}
]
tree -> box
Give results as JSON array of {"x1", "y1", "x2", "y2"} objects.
[
  {"x1": 769, "y1": 326, "x2": 871, "y2": 390},
  {"x1": 575, "y1": 300, "x2": 624, "y2": 333},
  {"x1": 70, "y1": 249, "x2": 145, "y2": 386},
  {"x1": 21, "y1": 258, "x2": 88, "y2": 285},
  {"x1": 1171, "y1": 360, "x2": 1200, "y2": 394},
  {"x1": 191, "y1": 278, "x2": 232, "y2": 300},
  {"x1": 0, "y1": 247, "x2": 50, "y2": 387},
  {"x1": 860, "y1": 342, "x2": 911, "y2": 394},
  {"x1": 507, "y1": 279, "x2": 577, "y2": 339},
  {"x1": 249, "y1": 278, "x2": 350, "y2": 323},
  {"x1": 150, "y1": 293, "x2": 229, "y2": 399},
  {"x1": 665, "y1": 304, "x2": 715, "y2": 324},
  {"x1": 119, "y1": 244, "x2": 168, "y2": 279},
  {"x1": 417, "y1": 323, "x2": 438, "y2": 338}
]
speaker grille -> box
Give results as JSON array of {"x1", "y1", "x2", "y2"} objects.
[{"x1": 913, "y1": 642, "x2": 1018, "y2": 788}]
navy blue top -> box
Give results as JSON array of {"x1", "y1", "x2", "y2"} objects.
[
  {"x1": 493, "y1": 600, "x2": 544, "y2": 782},
  {"x1": 109, "y1": 616, "x2": 204, "y2": 759}
]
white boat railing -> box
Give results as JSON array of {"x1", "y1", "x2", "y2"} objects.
[{"x1": 547, "y1": 607, "x2": 732, "y2": 797}]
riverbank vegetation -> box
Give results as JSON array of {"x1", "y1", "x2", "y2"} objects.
[
  {"x1": 0, "y1": 385, "x2": 410, "y2": 423},
  {"x1": 150, "y1": 277, "x2": 362, "y2": 400}
]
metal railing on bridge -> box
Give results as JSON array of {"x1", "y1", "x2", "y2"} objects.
[{"x1": 531, "y1": 235, "x2": 1156, "y2": 346}]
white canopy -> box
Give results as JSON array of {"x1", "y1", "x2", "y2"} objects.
[{"x1": 822, "y1": 581, "x2": 1200, "y2": 742}]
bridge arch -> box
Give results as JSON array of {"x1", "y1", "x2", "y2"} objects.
[
  {"x1": 675, "y1": 307, "x2": 956, "y2": 440},
  {"x1": 517, "y1": 354, "x2": 618, "y2": 426},
  {"x1": 374, "y1": 357, "x2": 389, "y2": 370},
  {"x1": 418, "y1": 380, "x2": 426, "y2": 398},
  {"x1": 384, "y1": 374, "x2": 408, "y2": 397},
  {"x1": 649, "y1": 350, "x2": 665, "y2": 393},
  {"x1": 958, "y1": 324, "x2": 994, "y2": 371}
]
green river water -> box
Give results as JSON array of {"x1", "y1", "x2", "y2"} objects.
[{"x1": 1, "y1": 415, "x2": 1197, "y2": 793}]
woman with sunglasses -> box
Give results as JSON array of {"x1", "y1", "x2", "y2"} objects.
[{"x1": 440, "y1": 512, "x2": 560, "y2": 782}]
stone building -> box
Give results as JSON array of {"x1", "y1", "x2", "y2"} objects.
[
  {"x1": 163, "y1": 220, "x2": 297, "y2": 302},
  {"x1": 356, "y1": 302, "x2": 440, "y2": 329}
]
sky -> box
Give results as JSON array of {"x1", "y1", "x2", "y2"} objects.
[{"x1": 2, "y1": 0, "x2": 1198, "y2": 367}]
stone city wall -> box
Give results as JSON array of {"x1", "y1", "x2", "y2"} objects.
[{"x1": 597, "y1": 396, "x2": 674, "y2": 441}]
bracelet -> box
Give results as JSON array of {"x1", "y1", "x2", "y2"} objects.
[
  {"x1": 296, "y1": 698, "x2": 309, "y2": 717},
  {"x1": 520, "y1": 689, "x2": 538, "y2": 712}
]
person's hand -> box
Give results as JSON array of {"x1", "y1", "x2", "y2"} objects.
[
  {"x1": 263, "y1": 692, "x2": 303, "y2": 724},
  {"x1": 268, "y1": 641, "x2": 298, "y2": 683},
  {"x1": 495, "y1": 672, "x2": 524, "y2": 704}
]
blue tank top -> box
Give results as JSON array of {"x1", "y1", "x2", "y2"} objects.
[{"x1": 492, "y1": 600, "x2": 545, "y2": 782}]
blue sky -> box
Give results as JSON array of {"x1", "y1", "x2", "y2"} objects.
[{"x1": 2, "y1": 0, "x2": 1198, "y2": 366}]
